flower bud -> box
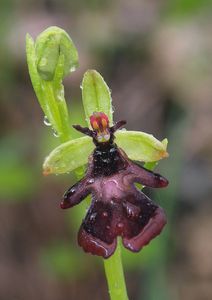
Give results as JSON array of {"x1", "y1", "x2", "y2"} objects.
[{"x1": 35, "y1": 26, "x2": 79, "y2": 81}]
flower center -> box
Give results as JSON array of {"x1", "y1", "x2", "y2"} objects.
[{"x1": 90, "y1": 112, "x2": 110, "y2": 143}]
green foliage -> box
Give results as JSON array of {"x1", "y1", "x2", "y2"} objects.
[
  {"x1": 40, "y1": 242, "x2": 86, "y2": 279},
  {"x1": 165, "y1": 0, "x2": 212, "y2": 19},
  {"x1": 0, "y1": 135, "x2": 37, "y2": 201},
  {"x1": 26, "y1": 26, "x2": 79, "y2": 143}
]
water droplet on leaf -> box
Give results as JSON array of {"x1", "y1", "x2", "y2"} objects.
[
  {"x1": 56, "y1": 90, "x2": 64, "y2": 102},
  {"x1": 52, "y1": 128, "x2": 59, "y2": 137},
  {"x1": 43, "y1": 116, "x2": 51, "y2": 126},
  {"x1": 70, "y1": 66, "x2": 76, "y2": 72}
]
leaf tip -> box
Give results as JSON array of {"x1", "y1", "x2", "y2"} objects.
[{"x1": 26, "y1": 33, "x2": 34, "y2": 44}]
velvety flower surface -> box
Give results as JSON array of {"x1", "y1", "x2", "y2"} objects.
[{"x1": 61, "y1": 112, "x2": 168, "y2": 258}]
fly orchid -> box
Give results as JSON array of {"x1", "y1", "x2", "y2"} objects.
[{"x1": 61, "y1": 112, "x2": 168, "y2": 258}]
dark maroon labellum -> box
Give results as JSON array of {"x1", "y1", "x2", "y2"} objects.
[{"x1": 61, "y1": 112, "x2": 169, "y2": 258}]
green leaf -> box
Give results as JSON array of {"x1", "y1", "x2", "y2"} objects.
[
  {"x1": 26, "y1": 34, "x2": 44, "y2": 111},
  {"x1": 40, "y1": 242, "x2": 86, "y2": 279},
  {"x1": 115, "y1": 131, "x2": 168, "y2": 162},
  {"x1": 81, "y1": 70, "x2": 113, "y2": 127},
  {"x1": 26, "y1": 27, "x2": 76, "y2": 142},
  {"x1": 165, "y1": 0, "x2": 212, "y2": 19},
  {"x1": 43, "y1": 136, "x2": 94, "y2": 175}
]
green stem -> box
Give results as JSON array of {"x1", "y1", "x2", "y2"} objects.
[{"x1": 103, "y1": 239, "x2": 129, "y2": 300}]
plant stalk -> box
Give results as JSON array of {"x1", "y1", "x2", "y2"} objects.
[{"x1": 103, "y1": 239, "x2": 129, "y2": 300}]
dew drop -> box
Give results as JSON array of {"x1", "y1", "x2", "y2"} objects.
[
  {"x1": 70, "y1": 66, "x2": 76, "y2": 72},
  {"x1": 52, "y1": 128, "x2": 59, "y2": 138},
  {"x1": 56, "y1": 90, "x2": 64, "y2": 102},
  {"x1": 57, "y1": 94, "x2": 63, "y2": 102},
  {"x1": 102, "y1": 158, "x2": 109, "y2": 163},
  {"x1": 102, "y1": 211, "x2": 108, "y2": 218},
  {"x1": 70, "y1": 187, "x2": 76, "y2": 194},
  {"x1": 123, "y1": 202, "x2": 140, "y2": 219},
  {"x1": 88, "y1": 178, "x2": 94, "y2": 184},
  {"x1": 40, "y1": 57, "x2": 47, "y2": 67},
  {"x1": 66, "y1": 187, "x2": 76, "y2": 198},
  {"x1": 43, "y1": 116, "x2": 51, "y2": 126},
  {"x1": 117, "y1": 222, "x2": 124, "y2": 230},
  {"x1": 90, "y1": 213, "x2": 97, "y2": 222}
]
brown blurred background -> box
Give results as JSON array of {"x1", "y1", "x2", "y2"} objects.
[{"x1": 0, "y1": 0, "x2": 212, "y2": 299}]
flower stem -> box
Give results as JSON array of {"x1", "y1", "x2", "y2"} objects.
[{"x1": 103, "y1": 239, "x2": 129, "y2": 300}]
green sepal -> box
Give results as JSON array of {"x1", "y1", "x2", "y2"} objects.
[
  {"x1": 115, "y1": 131, "x2": 168, "y2": 162},
  {"x1": 82, "y1": 70, "x2": 113, "y2": 127},
  {"x1": 43, "y1": 136, "x2": 94, "y2": 175}
]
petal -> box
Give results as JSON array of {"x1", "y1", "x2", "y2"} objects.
[
  {"x1": 61, "y1": 177, "x2": 92, "y2": 209},
  {"x1": 127, "y1": 161, "x2": 169, "y2": 188}
]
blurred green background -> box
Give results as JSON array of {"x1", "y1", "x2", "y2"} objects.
[{"x1": 0, "y1": 0, "x2": 212, "y2": 299}]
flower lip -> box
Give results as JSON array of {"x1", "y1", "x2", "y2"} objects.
[{"x1": 62, "y1": 113, "x2": 169, "y2": 258}]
